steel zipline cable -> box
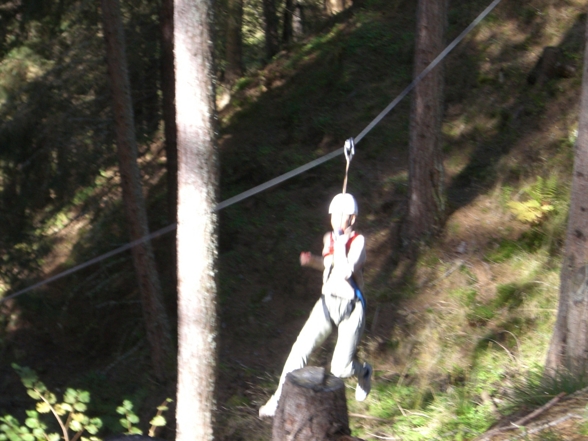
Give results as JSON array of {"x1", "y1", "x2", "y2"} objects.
[{"x1": 1, "y1": 0, "x2": 503, "y2": 303}]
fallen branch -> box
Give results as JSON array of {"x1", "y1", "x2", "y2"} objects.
[
  {"x1": 508, "y1": 413, "x2": 583, "y2": 440},
  {"x1": 476, "y1": 392, "x2": 566, "y2": 440},
  {"x1": 348, "y1": 413, "x2": 392, "y2": 422},
  {"x1": 365, "y1": 432, "x2": 401, "y2": 440},
  {"x1": 511, "y1": 392, "x2": 566, "y2": 427}
]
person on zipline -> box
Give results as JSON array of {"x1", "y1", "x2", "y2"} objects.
[{"x1": 259, "y1": 192, "x2": 373, "y2": 418}]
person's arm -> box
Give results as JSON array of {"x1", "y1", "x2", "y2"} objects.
[
  {"x1": 300, "y1": 233, "x2": 331, "y2": 271},
  {"x1": 300, "y1": 251, "x2": 324, "y2": 271}
]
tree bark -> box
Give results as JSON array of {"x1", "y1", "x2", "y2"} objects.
[
  {"x1": 160, "y1": 0, "x2": 178, "y2": 301},
  {"x1": 262, "y1": 0, "x2": 280, "y2": 60},
  {"x1": 546, "y1": 19, "x2": 588, "y2": 375},
  {"x1": 160, "y1": 0, "x2": 178, "y2": 228},
  {"x1": 225, "y1": 0, "x2": 244, "y2": 83},
  {"x1": 405, "y1": 0, "x2": 447, "y2": 244},
  {"x1": 325, "y1": 0, "x2": 349, "y2": 15},
  {"x1": 174, "y1": 0, "x2": 218, "y2": 439},
  {"x1": 100, "y1": 0, "x2": 173, "y2": 382},
  {"x1": 272, "y1": 367, "x2": 352, "y2": 441},
  {"x1": 283, "y1": 0, "x2": 294, "y2": 46}
]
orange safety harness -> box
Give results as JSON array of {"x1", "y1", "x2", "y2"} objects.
[{"x1": 323, "y1": 231, "x2": 358, "y2": 258}]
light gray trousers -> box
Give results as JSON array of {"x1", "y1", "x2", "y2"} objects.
[{"x1": 270, "y1": 294, "x2": 366, "y2": 403}]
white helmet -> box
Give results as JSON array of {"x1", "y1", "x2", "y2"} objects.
[{"x1": 328, "y1": 193, "x2": 358, "y2": 215}]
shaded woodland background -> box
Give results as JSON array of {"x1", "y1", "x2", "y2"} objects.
[{"x1": 2, "y1": 0, "x2": 588, "y2": 439}]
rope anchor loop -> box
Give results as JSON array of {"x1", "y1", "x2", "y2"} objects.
[
  {"x1": 342, "y1": 137, "x2": 354, "y2": 194},
  {"x1": 344, "y1": 137, "x2": 355, "y2": 163}
]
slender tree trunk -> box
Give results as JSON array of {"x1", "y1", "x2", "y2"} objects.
[
  {"x1": 100, "y1": 0, "x2": 173, "y2": 382},
  {"x1": 160, "y1": 0, "x2": 178, "y2": 227},
  {"x1": 174, "y1": 0, "x2": 218, "y2": 438},
  {"x1": 405, "y1": 0, "x2": 447, "y2": 244},
  {"x1": 225, "y1": 0, "x2": 244, "y2": 83},
  {"x1": 282, "y1": 0, "x2": 294, "y2": 46},
  {"x1": 546, "y1": 19, "x2": 588, "y2": 375},
  {"x1": 262, "y1": 0, "x2": 280, "y2": 60}
]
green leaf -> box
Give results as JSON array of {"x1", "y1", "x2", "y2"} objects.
[
  {"x1": 128, "y1": 415, "x2": 139, "y2": 424},
  {"x1": 85, "y1": 425, "x2": 97, "y2": 435},
  {"x1": 34, "y1": 383, "x2": 47, "y2": 394},
  {"x1": 45, "y1": 392, "x2": 57, "y2": 405},
  {"x1": 116, "y1": 406, "x2": 125, "y2": 415},
  {"x1": 149, "y1": 415, "x2": 166, "y2": 427},
  {"x1": 73, "y1": 402, "x2": 87, "y2": 412},
  {"x1": 130, "y1": 427, "x2": 142, "y2": 435},
  {"x1": 47, "y1": 433, "x2": 60, "y2": 441},
  {"x1": 17, "y1": 367, "x2": 38, "y2": 388},
  {"x1": 89, "y1": 418, "x2": 102, "y2": 429},
  {"x1": 26, "y1": 390, "x2": 40, "y2": 400},
  {"x1": 77, "y1": 391, "x2": 90, "y2": 403},
  {"x1": 32, "y1": 428, "x2": 46, "y2": 437},
  {"x1": 21, "y1": 434, "x2": 34, "y2": 441},
  {"x1": 0, "y1": 434, "x2": 7, "y2": 440},
  {"x1": 157, "y1": 398, "x2": 173, "y2": 411},
  {"x1": 71, "y1": 413, "x2": 87, "y2": 423},
  {"x1": 36, "y1": 402, "x2": 51, "y2": 414},
  {"x1": 24, "y1": 418, "x2": 39, "y2": 429},
  {"x1": 119, "y1": 418, "x2": 128, "y2": 428},
  {"x1": 122, "y1": 400, "x2": 134, "y2": 411},
  {"x1": 69, "y1": 420, "x2": 82, "y2": 432},
  {"x1": 64, "y1": 389, "x2": 77, "y2": 404}
]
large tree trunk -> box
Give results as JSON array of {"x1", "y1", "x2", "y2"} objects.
[
  {"x1": 174, "y1": 0, "x2": 218, "y2": 438},
  {"x1": 160, "y1": 0, "x2": 178, "y2": 227},
  {"x1": 100, "y1": 0, "x2": 173, "y2": 382},
  {"x1": 160, "y1": 0, "x2": 178, "y2": 301},
  {"x1": 262, "y1": 0, "x2": 280, "y2": 60},
  {"x1": 225, "y1": 0, "x2": 244, "y2": 83},
  {"x1": 405, "y1": 0, "x2": 447, "y2": 244},
  {"x1": 545, "y1": 20, "x2": 588, "y2": 375}
]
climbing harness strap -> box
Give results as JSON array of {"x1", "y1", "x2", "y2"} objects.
[
  {"x1": 323, "y1": 231, "x2": 358, "y2": 257},
  {"x1": 322, "y1": 231, "x2": 365, "y2": 313},
  {"x1": 321, "y1": 292, "x2": 363, "y2": 323},
  {"x1": 348, "y1": 276, "x2": 366, "y2": 313}
]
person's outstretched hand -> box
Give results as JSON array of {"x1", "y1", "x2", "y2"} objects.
[{"x1": 300, "y1": 251, "x2": 312, "y2": 266}]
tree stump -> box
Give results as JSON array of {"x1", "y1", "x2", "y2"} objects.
[{"x1": 272, "y1": 366, "x2": 355, "y2": 441}]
